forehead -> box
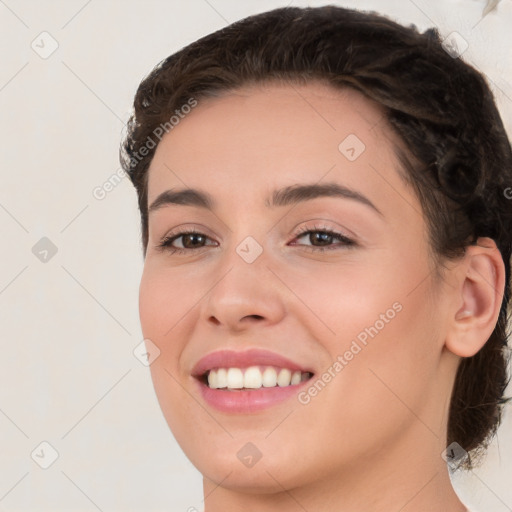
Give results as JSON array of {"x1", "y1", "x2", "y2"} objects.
[{"x1": 146, "y1": 80, "x2": 409, "y2": 210}]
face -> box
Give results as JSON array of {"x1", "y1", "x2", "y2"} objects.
[{"x1": 139, "y1": 82, "x2": 455, "y2": 493}]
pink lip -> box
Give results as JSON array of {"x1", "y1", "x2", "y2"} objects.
[
  {"x1": 191, "y1": 349, "x2": 315, "y2": 414},
  {"x1": 196, "y1": 382, "x2": 311, "y2": 413}
]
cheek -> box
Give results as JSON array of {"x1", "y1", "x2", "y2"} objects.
[
  {"x1": 138, "y1": 265, "x2": 190, "y2": 387},
  {"x1": 138, "y1": 263, "x2": 196, "y2": 346},
  {"x1": 139, "y1": 265, "x2": 164, "y2": 338},
  {"x1": 138, "y1": 265, "x2": 200, "y2": 438},
  {"x1": 288, "y1": 248, "x2": 439, "y2": 411},
  {"x1": 317, "y1": 264, "x2": 438, "y2": 434},
  {"x1": 281, "y1": 255, "x2": 405, "y2": 344}
]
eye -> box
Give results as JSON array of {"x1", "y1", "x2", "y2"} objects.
[
  {"x1": 156, "y1": 224, "x2": 356, "y2": 255},
  {"x1": 290, "y1": 224, "x2": 355, "y2": 252},
  {"x1": 157, "y1": 229, "x2": 217, "y2": 255}
]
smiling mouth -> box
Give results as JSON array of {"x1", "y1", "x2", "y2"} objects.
[{"x1": 199, "y1": 366, "x2": 314, "y2": 390}]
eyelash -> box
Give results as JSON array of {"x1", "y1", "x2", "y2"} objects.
[{"x1": 156, "y1": 224, "x2": 356, "y2": 255}]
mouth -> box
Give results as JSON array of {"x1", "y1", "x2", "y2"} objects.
[{"x1": 191, "y1": 349, "x2": 315, "y2": 413}]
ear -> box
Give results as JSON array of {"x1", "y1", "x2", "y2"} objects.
[{"x1": 445, "y1": 237, "x2": 506, "y2": 358}]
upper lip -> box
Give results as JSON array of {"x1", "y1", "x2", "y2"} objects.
[{"x1": 191, "y1": 348, "x2": 315, "y2": 377}]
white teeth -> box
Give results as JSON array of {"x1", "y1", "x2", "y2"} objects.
[
  {"x1": 262, "y1": 367, "x2": 277, "y2": 387},
  {"x1": 216, "y1": 368, "x2": 227, "y2": 388},
  {"x1": 206, "y1": 366, "x2": 311, "y2": 390},
  {"x1": 243, "y1": 366, "x2": 262, "y2": 389},
  {"x1": 277, "y1": 368, "x2": 292, "y2": 387},
  {"x1": 226, "y1": 368, "x2": 244, "y2": 389},
  {"x1": 207, "y1": 369, "x2": 217, "y2": 389}
]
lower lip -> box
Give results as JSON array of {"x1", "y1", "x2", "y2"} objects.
[{"x1": 195, "y1": 379, "x2": 311, "y2": 413}]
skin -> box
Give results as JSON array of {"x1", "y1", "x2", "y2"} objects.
[{"x1": 138, "y1": 81, "x2": 505, "y2": 512}]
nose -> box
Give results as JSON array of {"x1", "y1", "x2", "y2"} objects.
[{"x1": 202, "y1": 252, "x2": 287, "y2": 333}]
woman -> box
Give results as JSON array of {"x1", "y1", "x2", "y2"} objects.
[{"x1": 120, "y1": 5, "x2": 511, "y2": 511}]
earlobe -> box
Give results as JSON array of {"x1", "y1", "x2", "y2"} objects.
[{"x1": 445, "y1": 237, "x2": 505, "y2": 358}]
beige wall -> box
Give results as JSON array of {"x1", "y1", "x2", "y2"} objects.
[{"x1": 0, "y1": 0, "x2": 510, "y2": 510}]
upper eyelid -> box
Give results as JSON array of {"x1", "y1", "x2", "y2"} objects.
[
  {"x1": 161, "y1": 218, "x2": 352, "y2": 238},
  {"x1": 162, "y1": 223, "x2": 347, "y2": 238},
  {"x1": 294, "y1": 223, "x2": 351, "y2": 236}
]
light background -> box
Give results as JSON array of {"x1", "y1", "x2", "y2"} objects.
[{"x1": 0, "y1": 0, "x2": 511, "y2": 511}]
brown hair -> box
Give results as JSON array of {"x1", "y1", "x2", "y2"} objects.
[{"x1": 120, "y1": 5, "x2": 512, "y2": 468}]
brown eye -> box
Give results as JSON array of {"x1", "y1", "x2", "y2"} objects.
[
  {"x1": 291, "y1": 227, "x2": 355, "y2": 252},
  {"x1": 158, "y1": 229, "x2": 216, "y2": 254},
  {"x1": 178, "y1": 233, "x2": 208, "y2": 249}
]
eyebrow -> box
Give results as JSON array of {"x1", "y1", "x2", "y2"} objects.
[{"x1": 148, "y1": 182, "x2": 382, "y2": 216}]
